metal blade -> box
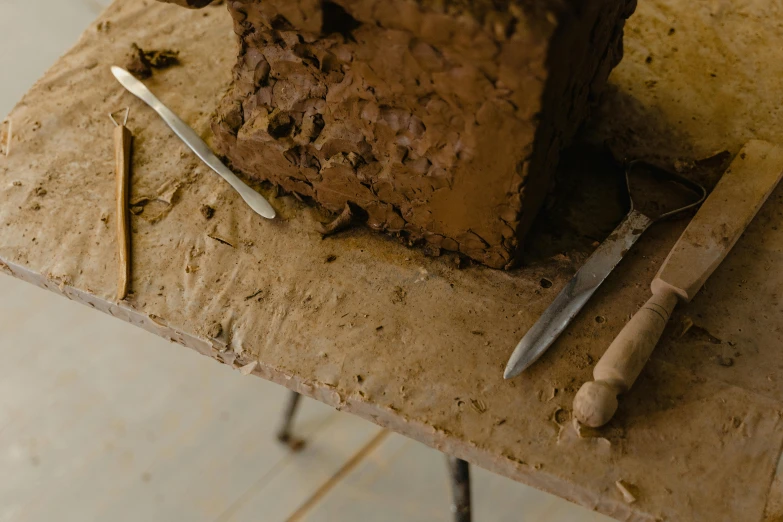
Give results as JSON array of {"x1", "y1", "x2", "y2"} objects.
[
  {"x1": 504, "y1": 210, "x2": 652, "y2": 379},
  {"x1": 110, "y1": 66, "x2": 276, "y2": 219}
]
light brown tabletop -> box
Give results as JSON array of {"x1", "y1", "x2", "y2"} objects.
[{"x1": 1, "y1": 1, "x2": 782, "y2": 520}]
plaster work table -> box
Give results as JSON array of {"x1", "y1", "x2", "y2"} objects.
[{"x1": 2, "y1": 1, "x2": 783, "y2": 521}]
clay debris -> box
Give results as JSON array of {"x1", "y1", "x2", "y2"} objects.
[
  {"x1": 315, "y1": 202, "x2": 355, "y2": 237},
  {"x1": 126, "y1": 43, "x2": 180, "y2": 79}
]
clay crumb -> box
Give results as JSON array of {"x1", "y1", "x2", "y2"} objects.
[
  {"x1": 239, "y1": 361, "x2": 258, "y2": 376},
  {"x1": 471, "y1": 330, "x2": 484, "y2": 336},
  {"x1": 391, "y1": 286, "x2": 407, "y2": 304},
  {"x1": 315, "y1": 202, "x2": 354, "y2": 237},
  {"x1": 615, "y1": 480, "x2": 637, "y2": 504},
  {"x1": 325, "y1": 254, "x2": 337, "y2": 263},
  {"x1": 375, "y1": 325, "x2": 383, "y2": 331},
  {"x1": 677, "y1": 316, "x2": 694, "y2": 337},
  {"x1": 502, "y1": 452, "x2": 526, "y2": 466},
  {"x1": 126, "y1": 43, "x2": 180, "y2": 80},
  {"x1": 200, "y1": 205, "x2": 215, "y2": 219},
  {"x1": 130, "y1": 205, "x2": 144, "y2": 215},
  {"x1": 148, "y1": 314, "x2": 166, "y2": 327},
  {"x1": 208, "y1": 323, "x2": 223, "y2": 339},
  {"x1": 470, "y1": 399, "x2": 487, "y2": 413},
  {"x1": 571, "y1": 418, "x2": 614, "y2": 445}
]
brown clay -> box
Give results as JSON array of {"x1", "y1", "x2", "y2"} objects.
[
  {"x1": 126, "y1": 43, "x2": 180, "y2": 79},
  {"x1": 158, "y1": 0, "x2": 636, "y2": 268}
]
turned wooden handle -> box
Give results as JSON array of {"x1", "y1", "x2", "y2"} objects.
[
  {"x1": 114, "y1": 125, "x2": 132, "y2": 300},
  {"x1": 573, "y1": 287, "x2": 679, "y2": 427}
]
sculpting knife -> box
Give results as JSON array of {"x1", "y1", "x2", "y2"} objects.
[
  {"x1": 574, "y1": 140, "x2": 783, "y2": 427},
  {"x1": 110, "y1": 66, "x2": 276, "y2": 219},
  {"x1": 504, "y1": 162, "x2": 705, "y2": 379}
]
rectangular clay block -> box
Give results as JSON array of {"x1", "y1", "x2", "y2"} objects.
[{"x1": 164, "y1": 0, "x2": 636, "y2": 267}]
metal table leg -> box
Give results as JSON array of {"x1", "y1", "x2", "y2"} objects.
[
  {"x1": 447, "y1": 456, "x2": 472, "y2": 522},
  {"x1": 276, "y1": 391, "x2": 305, "y2": 451},
  {"x1": 276, "y1": 391, "x2": 472, "y2": 521}
]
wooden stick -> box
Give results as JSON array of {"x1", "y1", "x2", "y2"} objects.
[{"x1": 114, "y1": 123, "x2": 133, "y2": 300}]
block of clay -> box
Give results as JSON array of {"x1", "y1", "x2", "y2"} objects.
[{"x1": 160, "y1": 0, "x2": 636, "y2": 268}]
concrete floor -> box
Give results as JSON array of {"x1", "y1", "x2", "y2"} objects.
[{"x1": 0, "y1": 1, "x2": 612, "y2": 520}]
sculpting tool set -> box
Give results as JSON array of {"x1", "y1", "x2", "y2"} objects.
[
  {"x1": 574, "y1": 141, "x2": 783, "y2": 426},
  {"x1": 505, "y1": 141, "x2": 783, "y2": 428},
  {"x1": 107, "y1": 66, "x2": 278, "y2": 300}
]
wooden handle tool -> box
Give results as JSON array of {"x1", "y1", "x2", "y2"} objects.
[
  {"x1": 574, "y1": 140, "x2": 783, "y2": 427},
  {"x1": 110, "y1": 108, "x2": 132, "y2": 300}
]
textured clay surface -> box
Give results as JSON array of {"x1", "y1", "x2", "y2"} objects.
[{"x1": 162, "y1": 0, "x2": 635, "y2": 268}]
